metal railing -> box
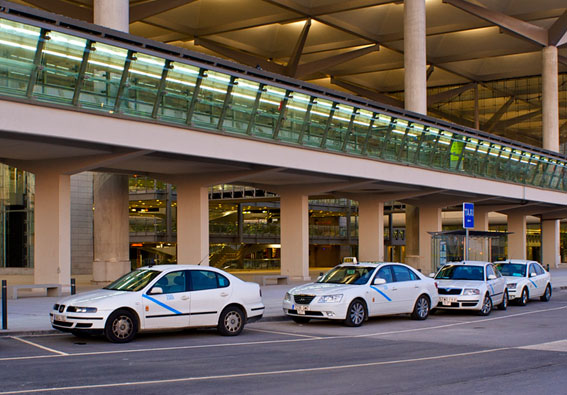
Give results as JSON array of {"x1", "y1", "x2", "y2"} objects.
[{"x1": 0, "y1": 3, "x2": 565, "y2": 191}]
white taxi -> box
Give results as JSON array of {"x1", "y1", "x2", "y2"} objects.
[
  {"x1": 434, "y1": 261, "x2": 508, "y2": 316},
  {"x1": 282, "y1": 260, "x2": 439, "y2": 327},
  {"x1": 494, "y1": 260, "x2": 552, "y2": 305},
  {"x1": 50, "y1": 265, "x2": 264, "y2": 342}
]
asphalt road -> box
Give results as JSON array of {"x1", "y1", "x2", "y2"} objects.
[{"x1": 1, "y1": 293, "x2": 567, "y2": 394}]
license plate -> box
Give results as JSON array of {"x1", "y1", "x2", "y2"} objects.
[
  {"x1": 441, "y1": 297, "x2": 457, "y2": 306},
  {"x1": 297, "y1": 305, "x2": 308, "y2": 315},
  {"x1": 54, "y1": 314, "x2": 65, "y2": 322}
]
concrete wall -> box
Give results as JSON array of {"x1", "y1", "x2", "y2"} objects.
[{"x1": 70, "y1": 172, "x2": 93, "y2": 275}]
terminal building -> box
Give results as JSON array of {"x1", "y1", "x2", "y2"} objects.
[{"x1": 0, "y1": 0, "x2": 566, "y2": 289}]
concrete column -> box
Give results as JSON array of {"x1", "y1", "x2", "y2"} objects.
[
  {"x1": 34, "y1": 171, "x2": 71, "y2": 289},
  {"x1": 542, "y1": 46, "x2": 559, "y2": 152},
  {"x1": 176, "y1": 180, "x2": 209, "y2": 266},
  {"x1": 418, "y1": 205, "x2": 441, "y2": 273},
  {"x1": 542, "y1": 219, "x2": 560, "y2": 269},
  {"x1": 507, "y1": 214, "x2": 527, "y2": 259},
  {"x1": 474, "y1": 206, "x2": 490, "y2": 231},
  {"x1": 358, "y1": 198, "x2": 384, "y2": 262},
  {"x1": 404, "y1": 0, "x2": 427, "y2": 114},
  {"x1": 92, "y1": 174, "x2": 130, "y2": 282},
  {"x1": 280, "y1": 191, "x2": 310, "y2": 281},
  {"x1": 93, "y1": 0, "x2": 129, "y2": 32}
]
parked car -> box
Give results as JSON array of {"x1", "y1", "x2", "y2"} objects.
[
  {"x1": 434, "y1": 261, "x2": 508, "y2": 316},
  {"x1": 494, "y1": 260, "x2": 552, "y2": 305},
  {"x1": 51, "y1": 265, "x2": 264, "y2": 342},
  {"x1": 283, "y1": 259, "x2": 439, "y2": 327}
]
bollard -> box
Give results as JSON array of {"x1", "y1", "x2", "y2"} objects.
[
  {"x1": 2, "y1": 280, "x2": 7, "y2": 330},
  {"x1": 71, "y1": 278, "x2": 76, "y2": 295},
  {"x1": 547, "y1": 264, "x2": 550, "y2": 272}
]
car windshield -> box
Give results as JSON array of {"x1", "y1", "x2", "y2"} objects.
[
  {"x1": 104, "y1": 269, "x2": 161, "y2": 292},
  {"x1": 317, "y1": 266, "x2": 375, "y2": 285},
  {"x1": 495, "y1": 263, "x2": 526, "y2": 277},
  {"x1": 435, "y1": 265, "x2": 484, "y2": 281}
]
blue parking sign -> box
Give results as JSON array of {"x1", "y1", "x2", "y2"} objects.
[{"x1": 463, "y1": 202, "x2": 474, "y2": 229}]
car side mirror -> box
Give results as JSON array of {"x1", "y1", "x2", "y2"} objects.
[
  {"x1": 487, "y1": 274, "x2": 497, "y2": 280},
  {"x1": 530, "y1": 272, "x2": 537, "y2": 277},
  {"x1": 149, "y1": 287, "x2": 163, "y2": 295},
  {"x1": 373, "y1": 278, "x2": 386, "y2": 285},
  {"x1": 428, "y1": 273, "x2": 435, "y2": 278}
]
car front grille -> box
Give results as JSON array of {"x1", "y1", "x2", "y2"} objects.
[
  {"x1": 438, "y1": 288, "x2": 462, "y2": 295},
  {"x1": 288, "y1": 310, "x2": 324, "y2": 316},
  {"x1": 53, "y1": 320, "x2": 72, "y2": 327},
  {"x1": 294, "y1": 295, "x2": 315, "y2": 305}
]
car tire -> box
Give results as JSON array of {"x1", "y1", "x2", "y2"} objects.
[
  {"x1": 291, "y1": 316, "x2": 311, "y2": 324},
  {"x1": 344, "y1": 299, "x2": 366, "y2": 327},
  {"x1": 218, "y1": 306, "x2": 245, "y2": 336},
  {"x1": 104, "y1": 309, "x2": 138, "y2": 343},
  {"x1": 540, "y1": 284, "x2": 552, "y2": 302},
  {"x1": 410, "y1": 295, "x2": 430, "y2": 320},
  {"x1": 478, "y1": 294, "x2": 492, "y2": 316},
  {"x1": 518, "y1": 287, "x2": 529, "y2": 306},
  {"x1": 498, "y1": 289, "x2": 508, "y2": 310}
]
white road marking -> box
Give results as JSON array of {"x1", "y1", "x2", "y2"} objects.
[
  {"x1": 0, "y1": 347, "x2": 511, "y2": 394},
  {"x1": 246, "y1": 328, "x2": 323, "y2": 339},
  {"x1": 517, "y1": 339, "x2": 567, "y2": 352},
  {"x1": 9, "y1": 336, "x2": 68, "y2": 356},
  {"x1": 2, "y1": 304, "x2": 566, "y2": 362}
]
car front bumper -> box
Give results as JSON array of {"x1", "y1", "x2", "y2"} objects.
[
  {"x1": 282, "y1": 299, "x2": 348, "y2": 320},
  {"x1": 50, "y1": 311, "x2": 107, "y2": 332},
  {"x1": 436, "y1": 295, "x2": 483, "y2": 310}
]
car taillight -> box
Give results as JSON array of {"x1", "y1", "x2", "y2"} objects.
[{"x1": 434, "y1": 282, "x2": 438, "y2": 289}]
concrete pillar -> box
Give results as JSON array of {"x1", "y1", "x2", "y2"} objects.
[
  {"x1": 92, "y1": 174, "x2": 130, "y2": 282},
  {"x1": 280, "y1": 191, "x2": 310, "y2": 281},
  {"x1": 34, "y1": 171, "x2": 71, "y2": 289},
  {"x1": 176, "y1": 180, "x2": 209, "y2": 266},
  {"x1": 542, "y1": 219, "x2": 560, "y2": 269},
  {"x1": 542, "y1": 46, "x2": 559, "y2": 152},
  {"x1": 507, "y1": 214, "x2": 527, "y2": 259},
  {"x1": 405, "y1": 204, "x2": 441, "y2": 273},
  {"x1": 474, "y1": 206, "x2": 490, "y2": 231},
  {"x1": 91, "y1": 1, "x2": 130, "y2": 282},
  {"x1": 93, "y1": 0, "x2": 129, "y2": 32},
  {"x1": 404, "y1": 0, "x2": 427, "y2": 114},
  {"x1": 358, "y1": 198, "x2": 384, "y2": 262}
]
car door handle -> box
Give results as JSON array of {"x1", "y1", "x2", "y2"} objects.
[
  {"x1": 220, "y1": 292, "x2": 229, "y2": 297},
  {"x1": 391, "y1": 287, "x2": 398, "y2": 291},
  {"x1": 181, "y1": 295, "x2": 190, "y2": 300}
]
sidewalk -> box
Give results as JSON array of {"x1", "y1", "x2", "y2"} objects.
[{"x1": 2, "y1": 268, "x2": 567, "y2": 336}]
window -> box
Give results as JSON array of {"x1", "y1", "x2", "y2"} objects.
[
  {"x1": 190, "y1": 270, "x2": 230, "y2": 291},
  {"x1": 392, "y1": 265, "x2": 416, "y2": 282},
  {"x1": 151, "y1": 271, "x2": 187, "y2": 294},
  {"x1": 534, "y1": 264, "x2": 545, "y2": 275},
  {"x1": 486, "y1": 265, "x2": 495, "y2": 280},
  {"x1": 529, "y1": 264, "x2": 538, "y2": 277},
  {"x1": 376, "y1": 266, "x2": 394, "y2": 283}
]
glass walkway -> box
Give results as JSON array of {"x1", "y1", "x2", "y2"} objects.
[{"x1": 0, "y1": 6, "x2": 566, "y2": 192}]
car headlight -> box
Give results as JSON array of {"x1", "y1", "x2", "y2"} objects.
[
  {"x1": 463, "y1": 288, "x2": 480, "y2": 296},
  {"x1": 507, "y1": 283, "x2": 517, "y2": 289},
  {"x1": 67, "y1": 306, "x2": 97, "y2": 313},
  {"x1": 317, "y1": 294, "x2": 343, "y2": 303},
  {"x1": 284, "y1": 292, "x2": 292, "y2": 302}
]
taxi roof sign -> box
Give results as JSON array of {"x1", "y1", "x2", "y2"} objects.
[{"x1": 342, "y1": 257, "x2": 358, "y2": 264}]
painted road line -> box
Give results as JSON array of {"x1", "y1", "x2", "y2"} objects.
[
  {"x1": 9, "y1": 336, "x2": 68, "y2": 356},
  {"x1": 246, "y1": 328, "x2": 323, "y2": 339},
  {"x1": 517, "y1": 339, "x2": 567, "y2": 352},
  {"x1": 0, "y1": 347, "x2": 511, "y2": 394}
]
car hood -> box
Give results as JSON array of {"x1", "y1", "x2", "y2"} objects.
[
  {"x1": 435, "y1": 279, "x2": 485, "y2": 289},
  {"x1": 288, "y1": 282, "x2": 358, "y2": 295},
  {"x1": 55, "y1": 289, "x2": 128, "y2": 306}
]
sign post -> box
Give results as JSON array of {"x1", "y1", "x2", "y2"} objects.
[{"x1": 463, "y1": 203, "x2": 474, "y2": 260}]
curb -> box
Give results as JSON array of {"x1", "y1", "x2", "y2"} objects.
[{"x1": 0, "y1": 329, "x2": 57, "y2": 337}]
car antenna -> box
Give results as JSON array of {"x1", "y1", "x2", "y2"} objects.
[{"x1": 196, "y1": 252, "x2": 214, "y2": 266}]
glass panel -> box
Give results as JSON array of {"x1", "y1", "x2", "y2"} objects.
[
  {"x1": 78, "y1": 42, "x2": 128, "y2": 112},
  {"x1": 344, "y1": 109, "x2": 373, "y2": 154},
  {"x1": 277, "y1": 92, "x2": 311, "y2": 143},
  {"x1": 302, "y1": 97, "x2": 334, "y2": 148},
  {"x1": 251, "y1": 85, "x2": 286, "y2": 139},
  {"x1": 31, "y1": 31, "x2": 86, "y2": 104},
  {"x1": 324, "y1": 104, "x2": 353, "y2": 151},
  {"x1": 222, "y1": 78, "x2": 261, "y2": 134},
  {"x1": 0, "y1": 19, "x2": 40, "y2": 96},
  {"x1": 364, "y1": 114, "x2": 394, "y2": 158},
  {"x1": 192, "y1": 70, "x2": 231, "y2": 130},
  {"x1": 118, "y1": 53, "x2": 165, "y2": 118},
  {"x1": 159, "y1": 62, "x2": 200, "y2": 124}
]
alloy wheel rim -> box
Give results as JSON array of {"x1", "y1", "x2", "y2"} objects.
[
  {"x1": 350, "y1": 303, "x2": 364, "y2": 324},
  {"x1": 113, "y1": 316, "x2": 133, "y2": 339},
  {"x1": 225, "y1": 311, "x2": 242, "y2": 332},
  {"x1": 522, "y1": 290, "x2": 527, "y2": 304},
  {"x1": 417, "y1": 298, "x2": 428, "y2": 318},
  {"x1": 482, "y1": 296, "x2": 491, "y2": 314}
]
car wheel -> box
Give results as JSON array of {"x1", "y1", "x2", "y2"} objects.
[
  {"x1": 104, "y1": 309, "x2": 138, "y2": 343},
  {"x1": 344, "y1": 299, "x2": 366, "y2": 327},
  {"x1": 218, "y1": 306, "x2": 245, "y2": 336},
  {"x1": 540, "y1": 284, "x2": 552, "y2": 302},
  {"x1": 291, "y1": 316, "x2": 311, "y2": 324},
  {"x1": 518, "y1": 287, "x2": 529, "y2": 306},
  {"x1": 478, "y1": 294, "x2": 492, "y2": 316},
  {"x1": 498, "y1": 289, "x2": 508, "y2": 310},
  {"x1": 410, "y1": 295, "x2": 430, "y2": 320}
]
